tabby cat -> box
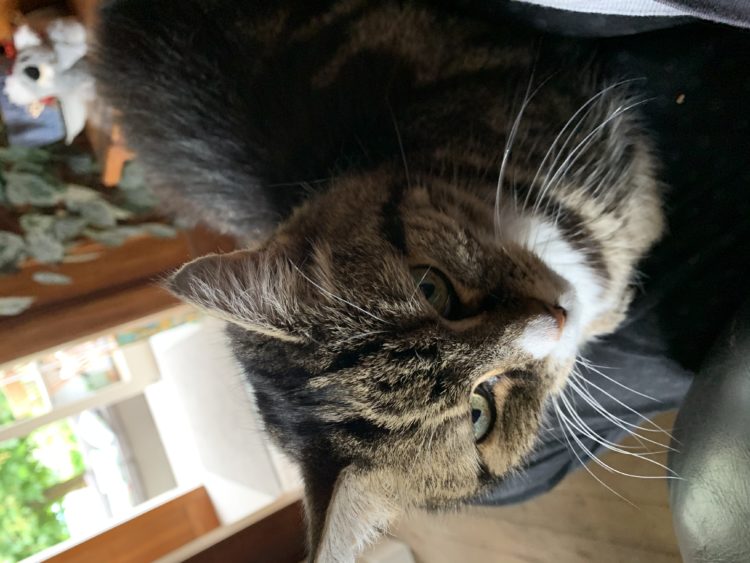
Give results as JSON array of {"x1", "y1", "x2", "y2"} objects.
[{"x1": 95, "y1": 1, "x2": 664, "y2": 560}]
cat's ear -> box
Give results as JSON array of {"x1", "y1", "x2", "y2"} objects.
[
  {"x1": 305, "y1": 468, "x2": 398, "y2": 562},
  {"x1": 166, "y1": 249, "x2": 306, "y2": 343}
]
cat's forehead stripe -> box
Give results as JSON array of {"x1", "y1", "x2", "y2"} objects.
[{"x1": 380, "y1": 182, "x2": 408, "y2": 254}]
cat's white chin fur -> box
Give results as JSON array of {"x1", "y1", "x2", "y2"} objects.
[{"x1": 499, "y1": 209, "x2": 605, "y2": 361}]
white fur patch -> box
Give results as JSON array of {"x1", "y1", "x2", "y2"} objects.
[
  {"x1": 316, "y1": 472, "x2": 397, "y2": 563},
  {"x1": 498, "y1": 209, "x2": 604, "y2": 359},
  {"x1": 518, "y1": 316, "x2": 559, "y2": 359}
]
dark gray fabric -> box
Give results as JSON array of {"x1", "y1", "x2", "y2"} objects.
[
  {"x1": 477, "y1": 20, "x2": 750, "y2": 505},
  {"x1": 506, "y1": 0, "x2": 750, "y2": 29},
  {"x1": 494, "y1": 0, "x2": 750, "y2": 38},
  {"x1": 498, "y1": 2, "x2": 695, "y2": 37}
]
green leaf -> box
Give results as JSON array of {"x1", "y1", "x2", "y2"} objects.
[
  {"x1": 0, "y1": 394, "x2": 72, "y2": 558},
  {"x1": 0, "y1": 297, "x2": 35, "y2": 316},
  {"x1": 117, "y1": 161, "x2": 158, "y2": 211},
  {"x1": 19, "y1": 214, "x2": 55, "y2": 235},
  {"x1": 53, "y1": 217, "x2": 87, "y2": 241},
  {"x1": 64, "y1": 185, "x2": 132, "y2": 224},
  {"x1": 61, "y1": 251, "x2": 101, "y2": 264},
  {"x1": 120, "y1": 185, "x2": 158, "y2": 211},
  {"x1": 11, "y1": 160, "x2": 49, "y2": 176},
  {"x1": 69, "y1": 449, "x2": 85, "y2": 475},
  {"x1": 0, "y1": 231, "x2": 26, "y2": 270},
  {"x1": 65, "y1": 153, "x2": 100, "y2": 176},
  {"x1": 83, "y1": 228, "x2": 128, "y2": 247},
  {"x1": 26, "y1": 232, "x2": 65, "y2": 264},
  {"x1": 118, "y1": 161, "x2": 146, "y2": 191},
  {"x1": 62, "y1": 184, "x2": 102, "y2": 204},
  {"x1": 84, "y1": 225, "x2": 151, "y2": 247},
  {"x1": 32, "y1": 272, "x2": 72, "y2": 285},
  {"x1": 118, "y1": 226, "x2": 148, "y2": 238},
  {"x1": 174, "y1": 215, "x2": 197, "y2": 230},
  {"x1": 4, "y1": 172, "x2": 63, "y2": 207},
  {"x1": 72, "y1": 200, "x2": 117, "y2": 228},
  {"x1": 142, "y1": 223, "x2": 178, "y2": 238},
  {"x1": 0, "y1": 146, "x2": 51, "y2": 165}
]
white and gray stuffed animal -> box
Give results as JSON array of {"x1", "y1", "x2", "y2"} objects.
[{"x1": 4, "y1": 18, "x2": 94, "y2": 144}]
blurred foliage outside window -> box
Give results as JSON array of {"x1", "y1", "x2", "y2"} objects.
[{"x1": 0, "y1": 391, "x2": 85, "y2": 562}]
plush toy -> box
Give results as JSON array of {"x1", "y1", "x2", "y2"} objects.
[{"x1": 4, "y1": 18, "x2": 94, "y2": 144}]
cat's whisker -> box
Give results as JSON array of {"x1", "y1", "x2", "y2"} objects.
[
  {"x1": 408, "y1": 266, "x2": 433, "y2": 306},
  {"x1": 569, "y1": 371, "x2": 675, "y2": 439},
  {"x1": 496, "y1": 89, "x2": 530, "y2": 231},
  {"x1": 542, "y1": 98, "x2": 655, "y2": 203},
  {"x1": 537, "y1": 125, "x2": 596, "y2": 222},
  {"x1": 387, "y1": 99, "x2": 411, "y2": 189},
  {"x1": 557, "y1": 391, "x2": 679, "y2": 476},
  {"x1": 290, "y1": 262, "x2": 390, "y2": 325},
  {"x1": 526, "y1": 78, "x2": 642, "y2": 217},
  {"x1": 339, "y1": 329, "x2": 388, "y2": 344},
  {"x1": 538, "y1": 108, "x2": 624, "y2": 216},
  {"x1": 534, "y1": 124, "x2": 597, "y2": 218},
  {"x1": 559, "y1": 389, "x2": 641, "y2": 455},
  {"x1": 551, "y1": 203, "x2": 564, "y2": 231},
  {"x1": 495, "y1": 70, "x2": 552, "y2": 236},
  {"x1": 569, "y1": 371, "x2": 651, "y2": 427},
  {"x1": 567, "y1": 372, "x2": 666, "y2": 447},
  {"x1": 542, "y1": 259, "x2": 593, "y2": 267},
  {"x1": 553, "y1": 401, "x2": 637, "y2": 507},
  {"x1": 576, "y1": 355, "x2": 616, "y2": 371},
  {"x1": 556, "y1": 403, "x2": 678, "y2": 489},
  {"x1": 559, "y1": 388, "x2": 652, "y2": 452},
  {"x1": 557, "y1": 399, "x2": 677, "y2": 478},
  {"x1": 575, "y1": 357, "x2": 659, "y2": 402},
  {"x1": 567, "y1": 375, "x2": 676, "y2": 453}
]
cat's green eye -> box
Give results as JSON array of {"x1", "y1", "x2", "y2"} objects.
[
  {"x1": 410, "y1": 266, "x2": 454, "y2": 317},
  {"x1": 470, "y1": 386, "x2": 494, "y2": 442}
]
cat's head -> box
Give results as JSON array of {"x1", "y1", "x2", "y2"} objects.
[{"x1": 168, "y1": 167, "x2": 583, "y2": 560}]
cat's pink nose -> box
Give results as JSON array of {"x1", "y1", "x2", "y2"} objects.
[
  {"x1": 544, "y1": 304, "x2": 567, "y2": 334},
  {"x1": 527, "y1": 299, "x2": 567, "y2": 341},
  {"x1": 518, "y1": 300, "x2": 569, "y2": 358}
]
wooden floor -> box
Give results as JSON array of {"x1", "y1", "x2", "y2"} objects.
[{"x1": 392, "y1": 412, "x2": 680, "y2": 563}]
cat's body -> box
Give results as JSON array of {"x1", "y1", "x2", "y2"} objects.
[{"x1": 96, "y1": 1, "x2": 664, "y2": 560}]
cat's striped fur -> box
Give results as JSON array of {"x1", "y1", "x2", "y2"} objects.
[{"x1": 95, "y1": 1, "x2": 664, "y2": 560}]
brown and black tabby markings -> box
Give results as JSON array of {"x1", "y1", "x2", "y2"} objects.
[{"x1": 95, "y1": 1, "x2": 664, "y2": 561}]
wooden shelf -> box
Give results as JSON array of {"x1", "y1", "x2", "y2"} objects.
[
  {"x1": 4, "y1": 234, "x2": 190, "y2": 316},
  {"x1": 161, "y1": 493, "x2": 306, "y2": 563},
  {"x1": 45, "y1": 486, "x2": 221, "y2": 563},
  {"x1": 0, "y1": 227, "x2": 235, "y2": 367}
]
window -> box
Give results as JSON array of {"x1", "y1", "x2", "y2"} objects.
[
  {"x1": 0, "y1": 310, "x2": 196, "y2": 561},
  {"x1": 1, "y1": 338, "x2": 122, "y2": 429}
]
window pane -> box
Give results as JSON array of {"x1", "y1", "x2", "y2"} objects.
[
  {"x1": 37, "y1": 337, "x2": 122, "y2": 409},
  {"x1": 0, "y1": 362, "x2": 51, "y2": 425},
  {"x1": 0, "y1": 338, "x2": 123, "y2": 429},
  {"x1": 0, "y1": 407, "x2": 143, "y2": 560},
  {"x1": 0, "y1": 408, "x2": 77, "y2": 560}
]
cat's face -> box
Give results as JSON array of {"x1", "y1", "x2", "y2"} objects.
[{"x1": 170, "y1": 166, "x2": 583, "y2": 559}]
